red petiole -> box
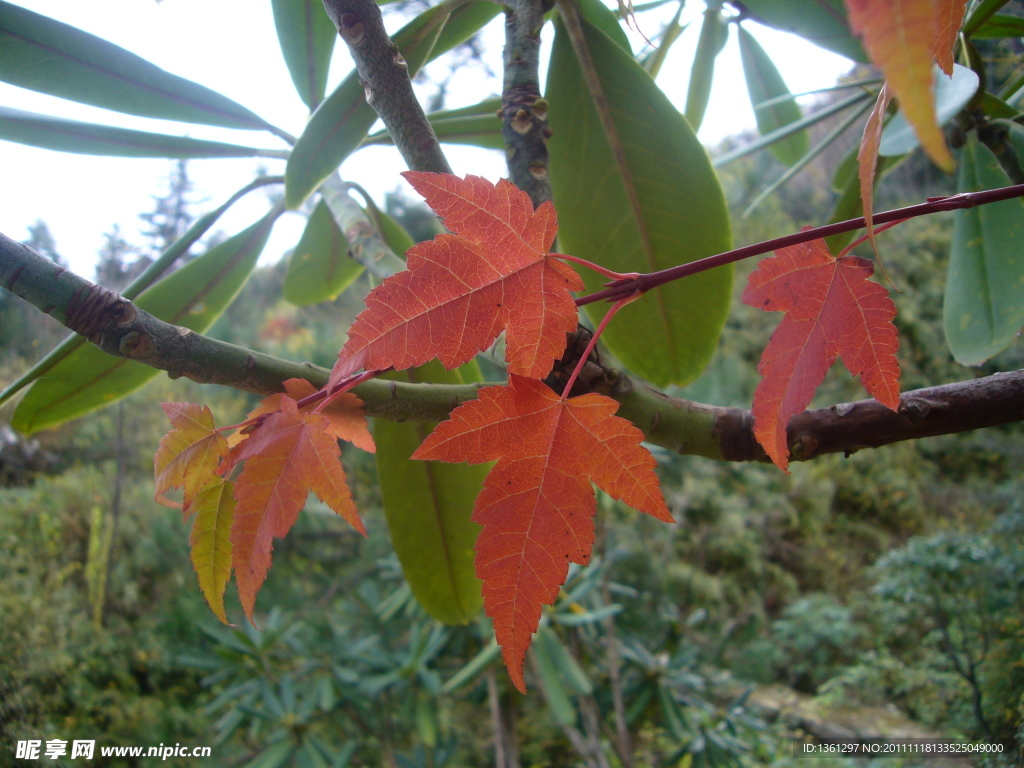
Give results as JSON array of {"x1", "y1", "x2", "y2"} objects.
[{"x1": 575, "y1": 185, "x2": 1024, "y2": 307}]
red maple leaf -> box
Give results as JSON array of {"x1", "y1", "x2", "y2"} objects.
[
  {"x1": 230, "y1": 378, "x2": 375, "y2": 453},
  {"x1": 742, "y1": 238, "x2": 900, "y2": 471},
  {"x1": 331, "y1": 173, "x2": 584, "y2": 385},
  {"x1": 227, "y1": 396, "x2": 366, "y2": 620},
  {"x1": 412, "y1": 375, "x2": 672, "y2": 692}
]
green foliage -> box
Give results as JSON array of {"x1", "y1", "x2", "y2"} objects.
[
  {"x1": 0, "y1": 0, "x2": 274, "y2": 131},
  {"x1": 0, "y1": 106, "x2": 274, "y2": 159},
  {"x1": 736, "y1": 25, "x2": 809, "y2": 167},
  {"x1": 271, "y1": 0, "x2": 338, "y2": 110},
  {"x1": 12, "y1": 208, "x2": 281, "y2": 434},
  {"x1": 547, "y1": 10, "x2": 733, "y2": 386},
  {"x1": 733, "y1": 0, "x2": 865, "y2": 62},
  {"x1": 284, "y1": 0, "x2": 499, "y2": 208},
  {"x1": 376, "y1": 363, "x2": 487, "y2": 626},
  {"x1": 945, "y1": 136, "x2": 1024, "y2": 365},
  {"x1": 283, "y1": 199, "x2": 363, "y2": 306},
  {"x1": 0, "y1": 466, "x2": 211, "y2": 759},
  {"x1": 768, "y1": 594, "x2": 861, "y2": 692}
]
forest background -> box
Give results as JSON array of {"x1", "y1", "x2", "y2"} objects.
[{"x1": 0, "y1": 0, "x2": 1023, "y2": 766}]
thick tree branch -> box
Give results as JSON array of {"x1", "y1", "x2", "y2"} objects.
[
  {"x1": 501, "y1": 0, "x2": 553, "y2": 207},
  {"x1": 2, "y1": 232, "x2": 1023, "y2": 462},
  {"x1": 321, "y1": 0, "x2": 452, "y2": 174}
]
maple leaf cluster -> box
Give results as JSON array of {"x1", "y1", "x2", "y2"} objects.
[
  {"x1": 154, "y1": 380, "x2": 373, "y2": 623},
  {"x1": 157, "y1": 172, "x2": 902, "y2": 691}
]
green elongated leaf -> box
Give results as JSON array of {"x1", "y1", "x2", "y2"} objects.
[
  {"x1": 283, "y1": 199, "x2": 363, "y2": 305},
  {"x1": 743, "y1": 98, "x2": 871, "y2": 218},
  {"x1": 272, "y1": 0, "x2": 337, "y2": 110},
  {"x1": 0, "y1": 178, "x2": 278, "y2": 409},
  {"x1": 1001, "y1": 119, "x2": 1024, "y2": 165},
  {"x1": 578, "y1": 0, "x2": 631, "y2": 52},
  {"x1": 12, "y1": 208, "x2": 282, "y2": 434},
  {"x1": 285, "y1": 0, "x2": 500, "y2": 209},
  {"x1": 623, "y1": 0, "x2": 677, "y2": 15},
  {"x1": 0, "y1": 106, "x2": 278, "y2": 159},
  {"x1": 981, "y1": 92, "x2": 1019, "y2": 119},
  {"x1": 972, "y1": 13, "x2": 1024, "y2": 38},
  {"x1": 530, "y1": 627, "x2": 577, "y2": 727},
  {"x1": 832, "y1": 138, "x2": 860, "y2": 192},
  {"x1": 376, "y1": 358, "x2": 487, "y2": 625},
  {"x1": 643, "y1": 1, "x2": 685, "y2": 78},
  {"x1": 372, "y1": 210, "x2": 416, "y2": 257},
  {"x1": 944, "y1": 136, "x2": 1024, "y2": 365},
  {"x1": 737, "y1": 0, "x2": 866, "y2": 62},
  {"x1": 242, "y1": 740, "x2": 298, "y2": 768},
  {"x1": 737, "y1": 25, "x2": 808, "y2": 167},
  {"x1": 534, "y1": 626, "x2": 592, "y2": 695},
  {"x1": 548, "y1": 14, "x2": 732, "y2": 386},
  {"x1": 364, "y1": 98, "x2": 503, "y2": 150},
  {"x1": 658, "y1": 686, "x2": 688, "y2": 740},
  {"x1": 713, "y1": 91, "x2": 870, "y2": 168},
  {"x1": 684, "y1": 5, "x2": 726, "y2": 131},
  {"x1": 0, "y1": 0, "x2": 274, "y2": 131},
  {"x1": 552, "y1": 603, "x2": 623, "y2": 626},
  {"x1": 440, "y1": 640, "x2": 500, "y2": 693},
  {"x1": 963, "y1": 0, "x2": 1014, "y2": 36},
  {"x1": 879, "y1": 64, "x2": 980, "y2": 156}
]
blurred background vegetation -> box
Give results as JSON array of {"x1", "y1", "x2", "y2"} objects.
[{"x1": 1, "y1": 111, "x2": 1023, "y2": 767}]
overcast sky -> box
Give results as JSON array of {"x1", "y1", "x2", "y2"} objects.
[{"x1": 0, "y1": 0, "x2": 853, "y2": 277}]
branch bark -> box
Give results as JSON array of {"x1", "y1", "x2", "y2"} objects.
[
  {"x1": 501, "y1": 0, "x2": 554, "y2": 208},
  {"x1": 321, "y1": 0, "x2": 452, "y2": 174},
  {"x1": 2, "y1": 231, "x2": 1024, "y2": 463}
]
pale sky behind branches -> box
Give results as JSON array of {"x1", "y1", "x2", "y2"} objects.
[{"x1": 0, "y1": 0, "x2": 853, "y2": 277}]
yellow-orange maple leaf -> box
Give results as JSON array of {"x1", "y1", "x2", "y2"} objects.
[
  {"x1": 154, "y1": 403, "x2": 229, "y2": 515},
  {"x1": 189, "y1": 477, "x2": 235, "y2": 624},
  {"x1": 934, "y1": 0, "x2": 968, "y2": 76},
  {"x1": 858, "y1": 85, "x2": 893, "y2": 248},
  {"x1": 412, "y1": 375, "x2": 672, "y2": 692},
  {"x1": 846, "y1": 0, "x2": 953, "y2": 171}
]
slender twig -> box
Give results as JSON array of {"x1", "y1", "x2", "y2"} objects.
[
  {"x1": 321, "y1": 0, "x2": 451, "y2": 174},
  {"x1": 576, "y1": 184, "x2": 1024, "y2": 306},
  {"x1": 561, "y1": 293, "x2": 640, "y2": 398}
]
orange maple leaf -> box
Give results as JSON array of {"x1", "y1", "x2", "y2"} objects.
[
  {"x1": 742, "y1": 239, "x2": 901, "y2": 472},
  {"x1": 229, "y1": 378, "x2": 375, "y2": 453},
  {"x1": 933, "y1": 0, "x2": 968, "y2": 76},
  {"x1": 412, "y1": 375, "x2": 672, "y2": 692},
  {"x1": 154, "y1": 403, "x2": 229, "y2": 514},
  {"x1": 227, "y1": 396, "x2": 366, "y2": 620},
  {"x1": 845, "y1": 0, "x2": 953, "y2": 171},
  {"x1": 331, "y1": 173, "x2": 584, "y2": 385},
  {"x1": 858, "y1": 85, "x2": 893, "y2": 249}
]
